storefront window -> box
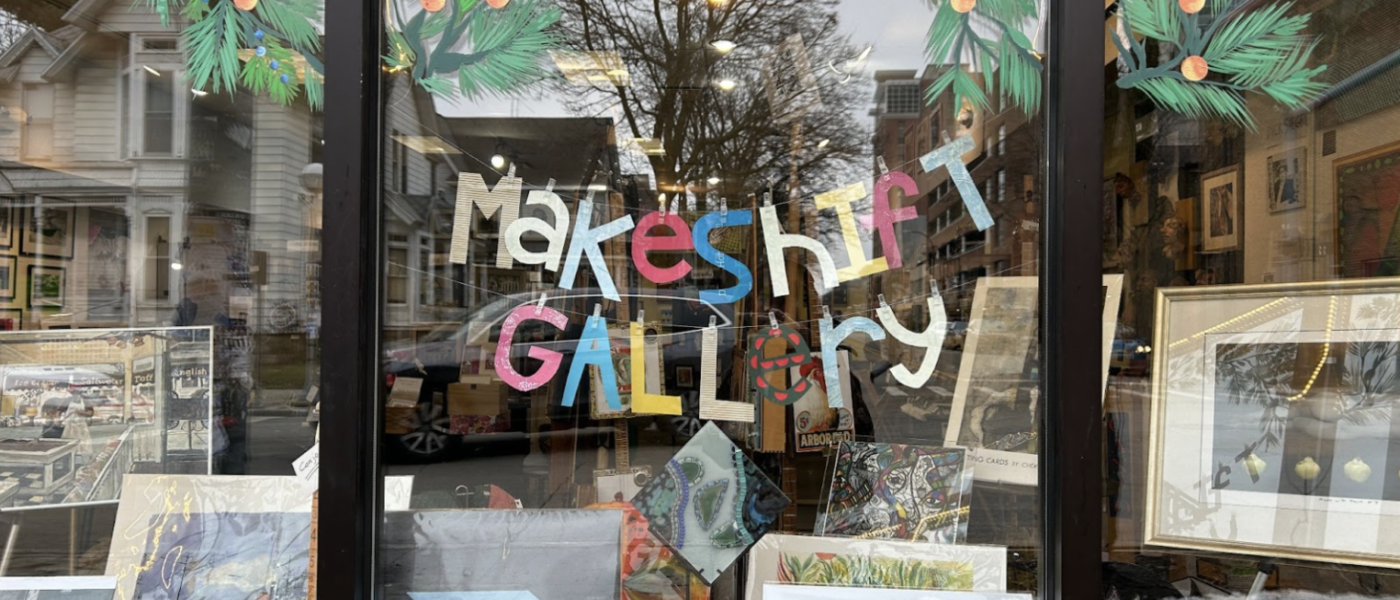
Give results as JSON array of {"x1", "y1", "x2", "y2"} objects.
[
  {"x1": 1103, "y1": 0, "x2": 1400, "y2": 594},
  {"x1": 0, "y1": 0, "x2": 324, "y2": 595},
  {"x1": 379, "y1": 0, "x2": 1050, "y2": 598}
]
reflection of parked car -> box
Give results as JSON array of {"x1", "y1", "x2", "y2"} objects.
[{"x1": 383, "y1": 289, "x2": 735, "y2": 462}]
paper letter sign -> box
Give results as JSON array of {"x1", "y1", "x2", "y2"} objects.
[
  {"x1": 504, "y1": 189, "x2": 570, "y2": 272},
  {"x1": 871, "y1": 171, "x2": 921, "y2": 268},
  {"x1": 561, "y1": 314, "x2": 623, "y2": 411},
  {"x1": 450, "y1": 172, "x2": 522, "y2": 268},
  {"x1": 918, "y1": 136, "x2": 993, "y2": 232},
  {"x1": 815, "y1": 182, "x2": 888, "y2": 282},
  {"x1": 560, "y1": 200, "x2": 635, "y2": 301},
  {"x1": 876, "y1": 285, "x2": 949, "y2": 388},
  {"x1": 632, "y1": 212, "x2": 694, "y2": 284},
  {"x1": 817, "y1": 315, "x2": 885, "y2": 408},
  {"x1": 495, "y1": 304, "x2": 568, "y2": 391},
  {"x1": 629, "y1": 322, "x2": 681, "y2": 415},
  {"x1": 758, "y1": 204, "x2": 839, "y2": 297},
  {"x1": 692, "y1": 210, "x2": 753, "y2": 305},
  {"x1": 699, "y1": 324, "x2": 754, "y2": 421}
]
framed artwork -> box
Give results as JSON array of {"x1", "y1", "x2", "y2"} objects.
[
  {"x1": 1, "y1": 326, "x2": 215, "y2": 508},
  {"x1": 630, "y1": 422, "x2": 789, "y2": 583},
  {"x1": 380, "y1": 509, "x2": 623, "y2": 600},
  {"x1": 1200, "y1": 167, "x2": 1241, "y2": 252},
  {"x1": 0, "y1": 204, "x2": 12, "y2": 250},
  {"x1": 0, "y1": 308, "x2": 20, "y2": 331},
  {"x1": 106, "y1": 475, "x2": 315, "y2": 600},
  {"x1": 0, "y1": 576, "x2": 116, "y2": 598},
  {"x1": 745, "y1": 534, "x2": 1008, "y2": 600},
  {"x1": 1146, "y1": 279, "x2": 1400, "y2": 568},
  {"x1": 763, "y1": 584, "x2": 1031, "y2": 600},
  {"x1": 1335, "y1": 141, "x2": 1400, "y2": 278},
  {"x1": 1267, "y1": 147, "x2": 1307, "y2": 213},
  {"x1": 20, "y1": 204, "x2": 76, "y2": 260},
  {"x1": 818, "y1": 442, "x2": 971, "y2": 543},
  {"x1": 27, "y1": 265, "x2": 65, "y2": 308},
  {"x1": 792, "y1": 351, "x2": 854, "y2": 452},
  {"x1": 0, "y1": 255, "x2": 15, "y2": 300},
  {"x1": 676, "y1": 366, "x2": 694, "y2": 388},
  {"x1": 945, "y1": 275, "x2": 1123, "y2": 485}
]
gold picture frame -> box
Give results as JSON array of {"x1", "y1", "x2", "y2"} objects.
[{"x1": 1146, "y1": 278, "x2": 1400, "y2": 568}]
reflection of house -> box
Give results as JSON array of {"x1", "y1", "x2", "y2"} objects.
[
  {"x1": 0, "y1": 0, "x2": 321, "y2": 339},
  {"x1": 869, "y1": 67, "x2": 1040, "y2": 323},
  {"x1": 379, "y1": 77, "x2": 619, "y2": 344}
]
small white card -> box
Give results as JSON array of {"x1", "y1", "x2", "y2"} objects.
[{"x1": 293, "y1": 443, "x2": 320, "y2": 494}]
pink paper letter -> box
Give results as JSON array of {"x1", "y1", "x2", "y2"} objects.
[
  {"x1": 494, "y1": 304, "x2": 568, "y2": 391},
  {"x1": 872, "y1": 171, "x2": 920, "y2": 268},
  {"x1": 631, "y1": 212, "x2": 694, "y2": 284}
]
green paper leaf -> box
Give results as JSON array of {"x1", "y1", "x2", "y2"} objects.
[
  {"x1": 1136, "y1": 75, "x2": 1253, "y2": 128},
  {"x1": 1121, "y1": 0, "x2": 1182, "y2": 42}
]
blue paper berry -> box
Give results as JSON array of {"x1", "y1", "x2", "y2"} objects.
[
  {"x1": 254, "y1": 29, "x2": 264, "y2": 40},
  {"x1": 269, "y1": 59, "x2": 279, "y2": 70},
  {"x1": 280, "y1": 74, "x2": 290, "y2": 84},
  {"x1": 255, "y1": 46, "x2": 266, "y2": 57}
]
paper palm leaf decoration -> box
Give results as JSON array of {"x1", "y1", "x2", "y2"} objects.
[
  {"x1": 137, "y1": 0, "x2": 324, "y2": 109},
  {"x1": 1114, "y1": 0, "x2": 1328, "y2": 129},
  {"x1": 386, "y1": 0, "x2": 561, "y2": 98},
  {"x1": 923, "y1": 0, "x2": 1044, "y2": 115}
]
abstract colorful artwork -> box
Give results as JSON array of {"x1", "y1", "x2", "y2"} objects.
[
  {"x1": 630, "y1": 422, "x2": 789, "y2": 583},
  {"x1": 819, "y1": 442, "x2": 971, "y2": 544},
  {"x1": 588, "y1": 502, "x2": 710, "y2": 600},
  {"x1": 745, "y1": 535, "x2": 1009, "y2": 600}
]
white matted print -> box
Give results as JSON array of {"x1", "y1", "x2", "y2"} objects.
[
  {"x1": 1147, "y1": 280, "x2": 1400, "y2": 568},
  {"x1": 764, "y1": 584, "x2": 1030, "y2": 600},
  {"x1": 746, "y1": 534, "x2": 1007, "y2": 600},
  {"x1": 1201, "y1": 166, "x2": 1241, "y2": 252},
  {"x1": 946, "y1": 276, "x2": 1123, "y2": 485}
]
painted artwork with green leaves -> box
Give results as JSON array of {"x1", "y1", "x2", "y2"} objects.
[
  {"x1": 777, "y1": 551, "x2": 975, "y2": 590},
  {"x1": 923, "y1": 0, "x2": 1044, "y2": 115},
  {"x1": 1113, "y1": 0, "x2": 1329, "y2": 128},
  {"x1": 385, "y1": 0, "x2": 562, "y2": 98},
  {"x1": 135, "y1": 0, "x2": 325, "y2": 109}
]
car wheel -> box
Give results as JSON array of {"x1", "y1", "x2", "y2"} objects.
[{"x1": 388, "y1": 402, "x2": 459, "y2": 462}]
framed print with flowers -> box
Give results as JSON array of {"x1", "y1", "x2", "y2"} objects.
[{"x1": 1146, "y1": 278, "x2": 1400, "y2": 568}]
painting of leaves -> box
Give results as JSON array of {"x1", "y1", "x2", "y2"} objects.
[
  {"x1": 922, "y1": 0, "x2": 1043, "y2": 115},
  {"x1": 1112, "y1": 0, "x2": 1328, "y2": 128},
  {"x1": 777, "y1": 552, "x2": 975, "y2": 591},
  {"x1": 386, "y1": 0, "x2": 562, "y2": 98},
  {"x1": 1210, "y1": 333, "x2": 1400, "y2": 500}
]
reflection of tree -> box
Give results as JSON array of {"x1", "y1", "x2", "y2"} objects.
[{"x1": 554, "y1": 0, "x2": 869, "y2": 195}]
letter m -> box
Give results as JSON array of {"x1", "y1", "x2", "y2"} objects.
[{"x1": 450, "y1": 172, "x2": 522, "y2": 269}]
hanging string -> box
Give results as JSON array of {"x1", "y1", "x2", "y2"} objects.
[{"x1": 387, "y1": 258, "x2": 1036, "y2": 338}]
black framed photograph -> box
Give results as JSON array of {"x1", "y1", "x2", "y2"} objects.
[
  {"x1": 676, "y1": 365, "x2": 694, "y2": 388},
  {"x1": 20, "y1": 204, "x2": 76, "y2": 260},
  {"x1": 1200, "y1": 166, "x2": 1242, "y2": 252},
  {"x1": 0, "y1": 204, "x2": 12, "y2": 250},
  {"x1": 28, "y1": 264, "x2": 66, "y2": 308},
  {"x1": 0, "y1": 255, "x2": 14, "y2": 300},
  {"x1": 1267, "y1": 147, "x2": 1307, "y2": 213}
]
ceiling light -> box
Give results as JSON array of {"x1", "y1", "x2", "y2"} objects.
[
  {"x1": 490, "y1": 154, "x2": 507, "y2": 169},
  {"x1": 170, "y1": 262, "x2": 183, "y2": 271},
  {"x1": 717, "y1": 79, "x2": 738, "y2": 91},
  {"x1": 190, "y1": 88, "x2": 208, "y2": 97},
  {"x1": 817, "y1": 139, "x2": 830, "y2": 148},
  {"x1": 707, "y1": 176, "x2": 721, "y2": 185},
  {"x1": 711, "y1": 40, "x2": 737, "y2": 54},
  {"x1": 143, "y1": 65, "x2": 160, "y2": 76}
]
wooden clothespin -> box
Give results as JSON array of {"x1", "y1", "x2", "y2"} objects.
[
  {"x1": 877, "y1": 156, "x2": 889, "y2": 174},
  {"x1": 768, "y1": 311, "x2": 779, "y2": 331},
  {"x1": 878, "y1": 294, "x2": 888, "y2": 308},
  {"x1": 535, "y1": 293, "x2": 548, "y2": 315},
  {"x1": 507, "y1": 163, "x2": 517, "y2": 178},
  {"x1": 545, "y1": 178, "x2": 556, "y2": 192},
  {"x1": 822, "y1": 305, "x2": 832, "y2": 320},
  {"x1": 709, "y1": 316, "x2": 717, "y2": 328}
]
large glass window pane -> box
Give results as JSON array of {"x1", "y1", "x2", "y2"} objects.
[
  {"x1": 0, "y1": 0, "x2": 325, "y2": 593},
  {"x1": 1103, "y1": 0, "x2": 1400, "y2": 594},
  {"x1": 378, "y1": 0, "x2": 1050, "y2": 598}
]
